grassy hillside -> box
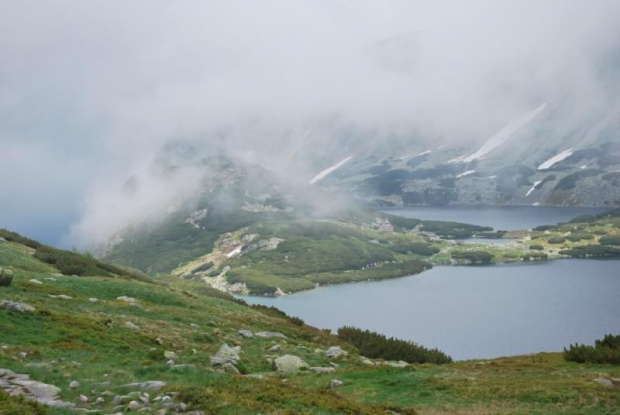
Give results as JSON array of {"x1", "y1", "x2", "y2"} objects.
[{"x1": 1, "y1": 232, "x2": 619, "y2": 414}]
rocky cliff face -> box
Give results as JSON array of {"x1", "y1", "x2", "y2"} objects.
[{"x1": 312, "y1": 104, "x2": 620, "y2": 208}]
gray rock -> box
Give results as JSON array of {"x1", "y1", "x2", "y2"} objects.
[
  {"x1": 25, "y1": 382, "x2": 61, "y2": 399},
  {"x1": 1, "y1": 300, "x2": 35, "y2": 313},
  {"x1": 220, "y1": 363, "x2": 240, "y2": 373},
  {"x1": 255, "y1": 331, "x2": 287, "y2": 339},
  {"x1": 89, "y1": 298, "x2": 98, "y2": 303},
  {"x1": 311, "y1": 367, "x2": 336, "y2": 374},
  {"x1": 117, "y1": 296, "x2": 136, "y2": 304},
  {"x1": 210, "y1": 343, "x2": 241, "y2": 366},
  {"x1": 238, "y1": 329, "x2": 254, "y2": 338},
  {"x1": 25, "y1": 362, "x2": 50, "y2": 369},
  {"x1": 170, "y1": 364, "x2": 196, "y2": 371},
  {"x1": 69, "y1": 380, "x2": 80, "y2": 389},
  {"x1": 593, "y1": 378, "x2": 614, "y2": 388},
  {"x1": 267, "y1": 344, "x2": 281, "y2": 353},
  {"x1": 78, "y1": 394, "x2": 89, "y2": 403},
  {"x1": 273, "y1": 355, "x2": 308, "y2": 372},
  {"x1": 127, "y1": 400, "x2": 142, "y2": 410},
  {"x1": 163, "y1": 351, "x2": 177, "y2": 360},
  {"x1": 325, "y1": 346, "x2": 348, "y2": 358},
  {"x1": 384, "y1": 360, "x2": 408, "y2": 368},
  {"x1": 95, "y1": 396, "x2": 105, "y2": 405},
  {"x1": 125, "y1": 322, "x2": 140, "y2": 331},
  {"x1": 330, "y1": 379, "x2": 344, "y2": 388},
  {"x1": 29, "y1": 279, "x2": 43, "y2": 285},
  {"x1": 121, "y1": 381, "x2": 166, "y2": 391}
]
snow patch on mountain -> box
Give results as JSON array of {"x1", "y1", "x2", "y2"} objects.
[
  {"x1": 449, "y1": 103, "x2": 547, "y2": 164},
  {"x1": 538, "y1": 149, "x2": 574, "y2": 170},
  {"x1": 526, "y1": 181, "x2": 542, "y2": 197},
  {"x1": 456, "y1": 170, "x2": 476, "y2": 178},
  {"x1": 309, "y1": 156, "x2": 353, "y2": 184}
]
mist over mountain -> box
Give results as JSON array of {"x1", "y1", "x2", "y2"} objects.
[{"x1": 0, "y1": 1, "x2": 619, "y2": 246}]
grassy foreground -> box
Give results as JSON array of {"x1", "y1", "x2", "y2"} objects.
[{"x1": 1, "y1": 237, "x2": 619, "y2": 414}]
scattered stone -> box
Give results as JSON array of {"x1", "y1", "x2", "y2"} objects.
[
  {"x1": 156, "y1": 409, "x2": 167, "y2": 415},
  {"x1": 217, "y1": 363, "x2": 237, "y2": 374},
  {"x1": 78, "y1": 394, "x2": 89, "y2": 403},
  {"x1": 127, "y1": 400, "x2": 142, "y2": 410},
  {"x1": 267, "y1": 344, "x2": 281, "y2": 353},
  {"x1": 311, "y1": 367, "x2": 336, "y2": 374},
  {"x1": 325, "y1": 346, "x2": 348, "y2": 359},
  {"x1": 88, "y1": 298, "x2": 98, "y2": 303},
  {"x1": 330, "y1": 379, "x2": 344, "y2": 388},
  {"x1": 25, "y1": 382, "x2": 62, "y2": 399},
  {"x1": 593, "y1": 378, "x2": 614, "y2": 388},
  {"x1": 238, "y1": 329, "x2": 254, "y2": 338},
  {"x1": 190, "y1": 323, "x2": 199, "y2": 328},
  {"x1": 121, "y1": 381, "x2": 166, "y2": 391},
  {"x1": 125, "y1": 321, "x2": 141, "y2": 331},
  {"x1": 117, "y1": 296, "x2": 137, "y2": 304},
  {"x1": 155, "y1": 338, "x2": 164, "y2": 345},
  {"x1": 360, "y1": 358, "x2": 374, "y2": 366},
  {"x1": 29, "y1": 279, "x2": 43, "y2": 285},
  {"x1": 210, "y1": 343, "x2": 241, "y2": 367},
  {"x1": 273, "y1": 355, "x2": 308, "y2": 372},
  {"x1": 69, "y1": 380, "x2": 80, "y2": 389},
  {"x1": 255, "y1": 331, "x2": 287, "y2": 339},
  {"x1": 1, "y1": 300, "x2": 35, "y2": 313},
  {"x1": 163, "y1": 351, "x2": 177, "y2": 360},
  {"x1": 43, "y1": 277, "x2": 57, "y2": 282},
  {"x1": 95, "y1": 396, "x2": 105, "y2": 405},
  {"x1": 385, "y1": 360, "x2": 409, "y2": 368}
]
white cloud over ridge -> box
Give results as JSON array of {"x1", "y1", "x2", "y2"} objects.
[{"x1": 0, "y1": 0, "x2": 619, "y2": 245}]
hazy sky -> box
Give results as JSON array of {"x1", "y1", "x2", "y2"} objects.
[{"x1": 1, "y1": 0, "x2": 619, "y2": 245}]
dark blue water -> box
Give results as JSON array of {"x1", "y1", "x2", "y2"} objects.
[
  {"x1": 242, "y1": 260, "x2": 620, "y2": 360},
  {"x1": 383, "y1": 206, "x2": 608, "y2": 231}
]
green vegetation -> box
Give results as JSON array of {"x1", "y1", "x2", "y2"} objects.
[
  {"x1": 0, "y1": 390, "x2": 49, "y2": 415},
  {"x1": 1, "y1": 229, "x2": 620, "y2": 414},
  {"x1": 564, "y1": 334, "x2": 620, "y2": 364},
  {"x1": 419, "y1": 220, "x2": 492, "y2": 239},
  {"x1": 529, "y1": 244, "x2": 544, "y2": 250},
  {"x1": 600, "y1": 235, "x2": 620, "y2": 246},
  {"x1": 451, "y1": 250, "x2": 494, "y2": 264},
  {"x1": 559, "y1": 245, "x2": 620, "y2": 258},
  {"x1": 548, "y1": 236, "x2": 566, "y2": 244},
  {"x1": 337, "y1": 327, "x2": 451, "y2": 364}
]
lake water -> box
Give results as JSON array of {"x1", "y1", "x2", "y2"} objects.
[
  {"x1": 242, "y1": 260, "x2": 620, "y2": 361},
  {"x1": 383, "y1": 206, "x2": 608, "y2": 231}
]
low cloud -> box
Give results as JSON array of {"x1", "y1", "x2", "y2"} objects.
[{"x1": 1, "y1": 0, "x2": 619, "y2": 245}]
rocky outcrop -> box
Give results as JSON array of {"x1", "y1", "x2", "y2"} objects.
[
  {"x1": 210, "y1": 343, "x2": 241, "y2": 367},
  {"x1": 0, "y1": 368, "x2": 74, "y2": 408},
  {"x1": 1, "y1": 300, "x2": 35, "y2": 313},
  {"x1": 273, "y1": 355, "x2": 308, "y2": 372}
]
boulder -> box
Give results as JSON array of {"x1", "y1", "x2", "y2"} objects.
[
  {"x1": 593, "y1": 378, "x2": 614, "y2": 388},
  {"x1": 25, "y1": 382, "x2": 61, "y2": 399},
  {"x1": 325, "y1": 346, "x2": 348, "y2": 358},
  {"x1": 210, "y1": 343, "x2": 241, "y2": 366},
  {"x1": 1, "y1": 300, "x2": 35, "y2": 313},
  {"x1": 273, "y1": 355, "x2": 308, "y2": 372},
  {"x1": 121, "y1": 381, "x2": 166, "y2": 391},
  {"x1": 330, "y1": 379, "x2": 344, "y2": 388},
  {"x1": 163, "y1": 351, "x2": 177, "y2": 360},
  {"x1": 238, "y1": 329, "x2": 254, "y2": 338}
]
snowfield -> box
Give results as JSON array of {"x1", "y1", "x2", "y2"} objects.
[
  {"x1": 526, "y1": 181, "x2": 542, "y2": 197},
  {"x1": 449, "y1": 103, "x2": 547, "y2": 164},
  {"x1": 456, "y1": 170, "x2": 476, "y2": 178},
  {"x1": 309, "y1": 156, "x2": 353, "y2": 184},
  {"x1": 538, "y1": 149, "x2": 574, "y2": 170}
]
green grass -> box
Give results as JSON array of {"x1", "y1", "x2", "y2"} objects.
[{"x1": 1, "y1": 235, "x2": 619, "y2": 414}]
